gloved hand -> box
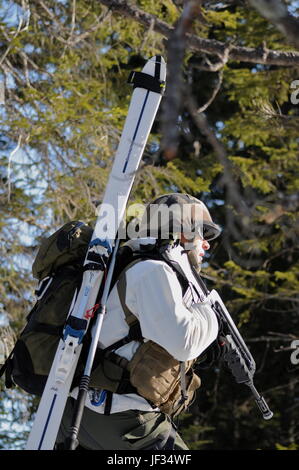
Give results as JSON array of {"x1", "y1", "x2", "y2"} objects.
[{"x1": 196, "y1": 334, "x2": 228, "y2": 370}]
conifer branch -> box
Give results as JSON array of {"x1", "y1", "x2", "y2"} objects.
[
  {"x1": 249, "y1": 0, "x2": 299, "y2": 50},
  {"x1": 98, "y1": 0, "x2": 299, "y2": 66}
]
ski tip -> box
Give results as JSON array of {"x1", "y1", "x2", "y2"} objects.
[
  {"x1": 149, "y1": 55, "x2": 166, "y2": 65},
  {"x1": 144, "y1": 56, "x2": 166, "y2": 82}
]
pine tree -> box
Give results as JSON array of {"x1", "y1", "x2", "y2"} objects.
[{"x1": 0, "y1": 0, "x2": 298, "y2": 450}]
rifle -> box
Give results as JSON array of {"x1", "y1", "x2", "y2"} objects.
[
  {"x1": 160, "y1": 247, "x2": 273, "y2": 421},
  {"x1": 194, "y1": 271, "x2": 273, "y2": 420}
]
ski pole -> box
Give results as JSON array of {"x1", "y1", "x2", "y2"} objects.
[{"x1": 65, "y1": 237, "x2": 121, "y2": 450}]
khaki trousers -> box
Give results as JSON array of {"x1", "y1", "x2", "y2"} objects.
[{"x1": 56, "y1": 398, "x2": 188, "y2": 450}]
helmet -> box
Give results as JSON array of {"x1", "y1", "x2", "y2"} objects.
[{"x1": 139, "y1": 193, "x2": 221, "y2": 242}]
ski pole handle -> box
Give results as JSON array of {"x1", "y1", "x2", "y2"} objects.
[{"x1": 65, "y1": 375, "x2": 90, "y2": 450}]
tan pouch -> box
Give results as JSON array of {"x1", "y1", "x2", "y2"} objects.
[
  {"x1": 128, "y1": 340, "x2": 201, "y2": 416},
  {"x1": 160, "y1": 368, "x2": 201, "y2": 417}
]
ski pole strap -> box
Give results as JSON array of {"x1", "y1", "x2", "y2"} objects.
[{"x1": 128, "y1": 71, "x2": 165, "y2": 94}]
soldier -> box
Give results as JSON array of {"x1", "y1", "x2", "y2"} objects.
[{"x1": 56, "y1": 193, "x2": 222, "y2": 450}]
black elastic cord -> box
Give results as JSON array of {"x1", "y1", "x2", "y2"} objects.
[
  {"x1": 104, "y1": 391, "x2": 113, "y2": 415},
  {"x1": 128, "y1": 71, "x2": 165, "y2": 94}
]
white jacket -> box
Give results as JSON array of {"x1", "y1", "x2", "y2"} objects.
[{"x1": 71, "y1": 241, "x2": 219, "y2": 413}]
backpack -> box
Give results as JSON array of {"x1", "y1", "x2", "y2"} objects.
[
  {"x1": 0, "y1": 222, "x2": 173, "y2": 397},
  {"x1": 0, "y1": 221, "x2": 93, "y2": 395}
]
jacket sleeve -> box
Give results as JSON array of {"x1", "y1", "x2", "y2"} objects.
[{"x1": 125, "y1": 260, "x2": 219, "y2": 361}]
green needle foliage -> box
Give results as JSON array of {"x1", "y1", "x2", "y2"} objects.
[{"x1": 0, "y1": 0, "x2": 298, "y2": 450}]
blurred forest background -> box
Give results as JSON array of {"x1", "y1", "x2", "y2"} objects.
[{"x1": 0, "y1": 0, "x2": 298, "y2": 450}]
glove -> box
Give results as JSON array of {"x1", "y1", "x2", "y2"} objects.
[{"x1": 196, "y1": 335, "x2": 228, "y2": 370}]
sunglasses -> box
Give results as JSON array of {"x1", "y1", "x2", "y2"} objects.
[{"x1": 202, "y1": 223, "x2": 222, "y2": 241}]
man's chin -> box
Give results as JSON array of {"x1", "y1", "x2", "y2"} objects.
[{"x1": 187, "y1": 251, "x2": 203, "y2": 272}]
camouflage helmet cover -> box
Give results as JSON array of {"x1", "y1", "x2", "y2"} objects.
[{"x1": 139, "y1": 193, "x2": 221, "y2": 241}]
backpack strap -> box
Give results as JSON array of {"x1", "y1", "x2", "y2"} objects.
[
  {"x1": 101, "y1": 258, "x2": 149, "y2": 353},
  {"x1": 116, "y1": 259, "x2": 143, "y2": 328},
  {"x1": 103, "y1": 254, "x2": 191, "y2": 353},
  {"x1": 90, "y1": 259, "x2": 145, "y2": 382},
  {"x1": 0, "y1": 348, "x2": 15, "y2": 388}
]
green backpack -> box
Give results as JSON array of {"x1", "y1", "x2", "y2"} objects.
[{"x1": 1, "y1": 221, "x2": 93, "y2": 396}]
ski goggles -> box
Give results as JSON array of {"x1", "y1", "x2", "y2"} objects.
[{"x1": 185, "y1": 222, "x2": 222, "y2": 242}]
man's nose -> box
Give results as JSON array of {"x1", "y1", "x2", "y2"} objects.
[{"x1": 202, "y1": 240, "x2": 210, "y2": 251}]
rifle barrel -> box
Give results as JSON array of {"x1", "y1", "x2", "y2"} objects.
[{"x1": 246, "y1": 381, "x2": 274, "y2": 420}]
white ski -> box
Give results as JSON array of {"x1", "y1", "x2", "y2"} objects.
[{"x1": 26, "y1": 55, "x2": 166, "y2": 450}]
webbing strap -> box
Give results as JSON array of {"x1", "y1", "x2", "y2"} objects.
[
  {"x1": 104, "y1": 391, "x2": 113, "y2": 415},
  {"x1": 128, "y1": 71, "x2": 165, "y2": 94},
  {"x1": 179, "y1": 362, "x2": 188, "y2": 404},
  {"x1": 116, "y1": 259, "x2": 145, "y2": 328},
  {"x1": 0, "y1": 349, "x2": 13, "y2": 378},
  {"x1": 163, "y1": 426, "x2": 176, "y2": 450},
  {"x1": 103, "y1": 322, "x2": 142, "y2": 353},
  {"x1": 0, "y1": 349, "x2": 15, "y2": 388}
]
